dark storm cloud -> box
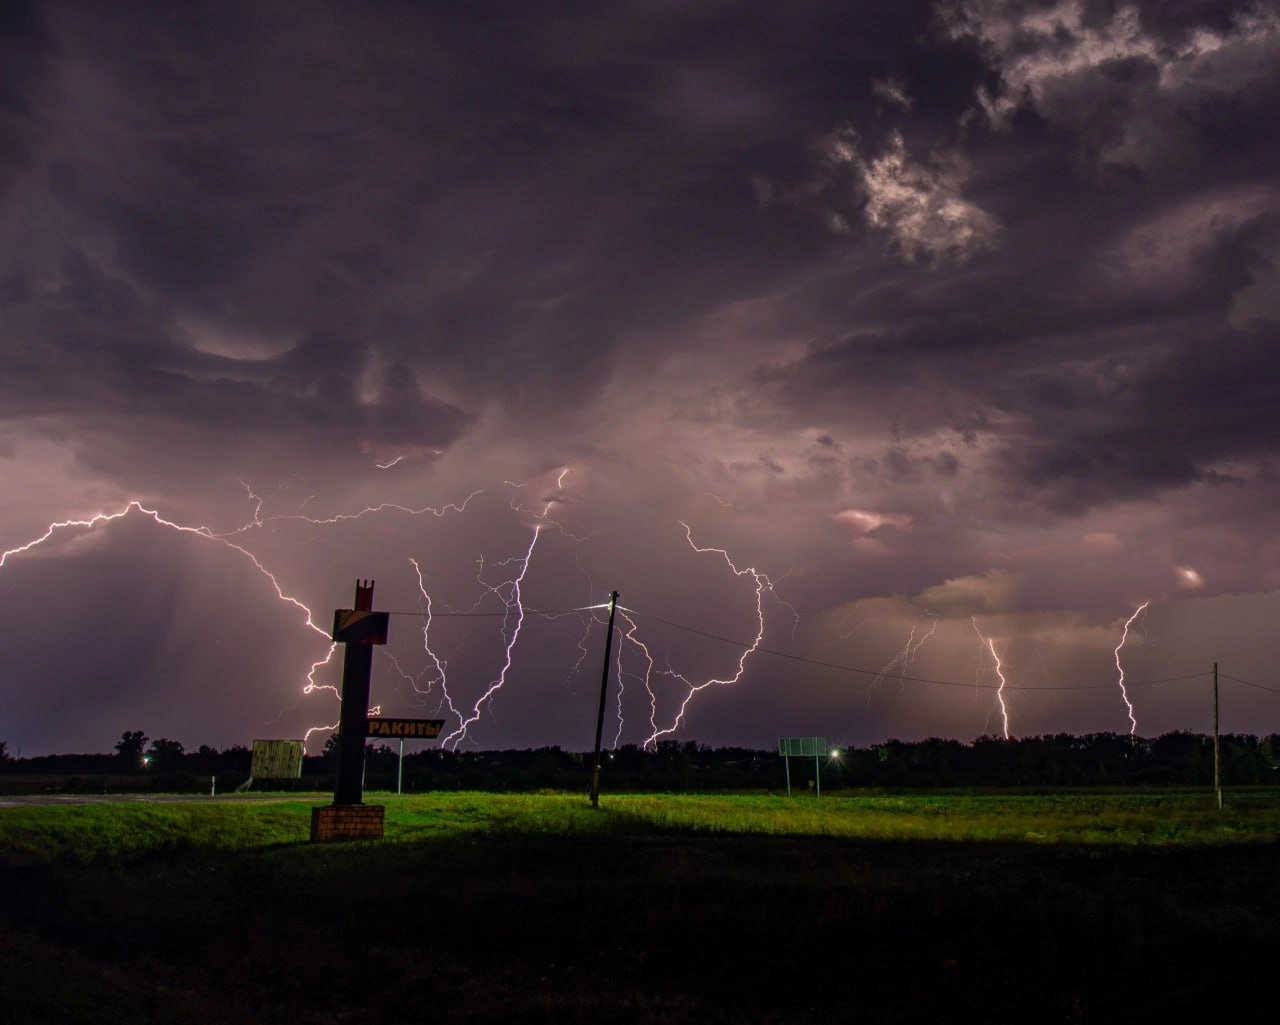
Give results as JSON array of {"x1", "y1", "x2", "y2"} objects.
[
  {"x1": 2, "y1": 0, "x2": 1279, "y2": 753},
  {"x1": 4, "y1": 1, "x2": 873, "y2": 468},
  {"x1": 747, "y1": 36, "x2": 1279, "y2": 517},
  {"x1": 0, "y1": 2, "x2": 50, "y2": 201}
]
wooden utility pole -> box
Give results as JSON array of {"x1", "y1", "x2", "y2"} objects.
[
  {"x1": 589, "y1": 592, "x2": 620, "y2": 808},
  {"x1": 1213, "y1": 661, "x2": 1222, "y2": 811}
]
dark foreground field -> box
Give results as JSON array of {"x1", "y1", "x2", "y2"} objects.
[{"x1": 1, "y1": 791, "x2": 1277, "y2": 1024}]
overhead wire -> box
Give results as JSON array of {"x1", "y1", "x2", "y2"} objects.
[
  {"x1": 377, "y1": 601, "x2": 1255, "y2": 699},
  {"x1": 1220, "y1": 673, "x2": 1280, "y2": 697},
  {"x1": 384, "y1": 608, "x2": 585, "y2": 618},
  {"x1": 627, "y1": 609, "x2": 1214, "y2": 693}
]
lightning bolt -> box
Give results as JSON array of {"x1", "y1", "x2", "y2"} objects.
[
  {"x1": 438, "y1": 470, "x2": 573, "y2": 748},
  {"x1": 0, "y1": 500, "x2": 342, "y2": 750},
  {"x1": 564, "y1": 552, "x2": 601, "y2": 695},
  {"x1": 868, "y1": 612, "x2": 938, "y2": 705},
  {"x1": 1113, "y1": 601, "x2": 1150, "y2": 737},
  {"x1": 836, "y1": 601, "x2": 881, "y2": 641},
  {"x1": 2, "y1": 480, "x2": 496, "y2": 751},
  {"x1": 615, "y1": 608, "x2": 657, "y2": 745},
  {"x1": 639, "y1": 522, "x2": 782, "y2": 748},
  {"x1": 404, "y1": 556, "x2": 463, "y2": 725},
  {"x1": 971, "y1": 616, "x2": 1010, "y2": 740},
  {"x1": 223, "y1": 489, "x2": 485, "y2": 535}
]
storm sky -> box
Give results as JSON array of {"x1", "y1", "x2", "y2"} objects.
[{"x1": 2, "y1": 0, "x2": 1279, "y2": 755}]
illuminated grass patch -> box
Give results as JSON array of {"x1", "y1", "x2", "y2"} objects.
[{"x1": 2, "y1": 789, "x2": 1277, "y2": 867}]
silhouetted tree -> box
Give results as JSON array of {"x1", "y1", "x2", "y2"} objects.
[
  {"x1": 147, "y1": 738, "x2": 185, "y2": 769},
  {"x1": 114, "y1": 730, "x2": 148, "y2": 764}
]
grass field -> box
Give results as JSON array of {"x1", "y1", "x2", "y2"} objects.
[{"x1": 2, "y1": 789, "x2": 1278, "y2": 1023}]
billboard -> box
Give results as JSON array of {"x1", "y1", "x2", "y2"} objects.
[
  {"x1": 250, "y1": 739, "x2": 304, "y2": 779},
  {"x1": 777, "y1": 737, "x2": 828, "y2": 757}
]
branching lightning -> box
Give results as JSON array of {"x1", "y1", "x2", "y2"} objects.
[
  {"x1": 636, "y1": 522, "x2": 782, "y2": 748},
  {"x1": 1113, "y1": 601, "x2": 1150, "y2": 737},
  {"x1": 868, "y1": 612, "x2": 938, "y2": 705},
  {"x1": 8, "y1": 479, "x2": 1185, "y2": 756},
  {"x1": 393, "y1": 558, "x2": 463, "y2": 730},
  {"x1": 224, "y1": 490, "x2": 485, "y2": 535},
  {"x1": 0, "y1": 483, "x2": 496, "y2": 750},
  {"x1": 615, "y1": 609, "x2": 657, "y2": 745},
  {"x1": 0, "y1": 500, "x2": 343, "y2": 749},
  {"x1": 436, "y1": 469, "x2": 575, "y2": 748}
]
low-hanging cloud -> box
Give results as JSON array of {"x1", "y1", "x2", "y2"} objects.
[{"x1": 816, "y1": 126, "x2": 1002, "y2": 266}]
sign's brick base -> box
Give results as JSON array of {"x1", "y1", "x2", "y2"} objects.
[{"x1": 310, "y1": 804, "x2": 385, "y2": 842}]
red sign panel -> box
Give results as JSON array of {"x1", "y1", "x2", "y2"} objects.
[
  {"x1": 366, "y1": 718, "x2": 445, "y2": 739},
  {"x1": 332, "y1": 609, "x2": 390, "y2": 645}
]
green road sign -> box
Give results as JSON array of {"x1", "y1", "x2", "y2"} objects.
[{"x1": 778, "y1": 737, "x2": 828, "y2": 757}]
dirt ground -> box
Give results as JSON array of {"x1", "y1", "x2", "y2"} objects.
[{"x1": 1, "y1": 826, "x2": 1276, "y2": 1024}]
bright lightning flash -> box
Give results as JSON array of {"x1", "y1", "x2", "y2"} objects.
[
  {"x1": 971, "y1": 616, "x2": 1010, "y2": 740},
  {"x1": 435, "y1": 469, "x2": 577, "y2": 748},
  {"x1": 0, "y1": 500, "x2": 342, "y2": 749},
  {"x1": 1113, "y1": 601, "x2": 1150, "y2": 737},
  {"x1": 630, "y1": 522, "x2": 787, "y2": 749}
]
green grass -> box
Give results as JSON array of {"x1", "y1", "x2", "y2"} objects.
[
  {"x1": 0, "y1": 801, "x2": 311, "y2": 864},
  {"x1": 587, "y1": 790, "x2": 1280, "y2": 844},
  {"x1": 3, "y1": 790, "x2": 1279, "y2": 1023},
  {"x1": 3, "y1": 789, "x2": 1276, "y2": 867}
]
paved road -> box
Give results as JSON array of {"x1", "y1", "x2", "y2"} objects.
[{"x1": 0, "y1": 792, "x2": 328, "y2": 808}]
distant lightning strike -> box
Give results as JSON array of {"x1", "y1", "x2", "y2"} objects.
[
  {"x1": 404, "y1": 557, "x2": 462, "y2": 726},
  {"x1": 639, "y1": 523, "x2": 778, "y2": 749},
  {"x1": 2, "y1": 486, "x2": 493, "y2": 750},
  {"x1": 564, "y1": 552, "x2": 600, "y2": 694},
  {"x1": 438, "y1": 470, "x2": 573, "y2": 748},
  {"x1": 971, "y1": 616, "x2": 1010, "y2": 740},
  {"x1": 615, "y1": 609, "x2": 658, "y2": 745},
  {"x1": 13, "y1": 483, "x2": 1167, "y2": 755},
  {"x1": 224, "y1": 489, "x2": 485, "y2": 535},
  {"x1": 0, "y1": 501, "x2": 342, "y2": 747},
  {"x1": 0, "y1": 503, "x2": 331, "y2": 646},
  {"x1": 869, "y1": 613, "x2": 938, "y2": 705},
  {"x1": 1114, "y1": 601, "x2": 1150, "y2": 737},
  {"x1": 836, "y1": 602, "x2": 880, "y2": 641}
]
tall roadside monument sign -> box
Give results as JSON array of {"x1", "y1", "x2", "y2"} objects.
[{"x1": 311, "y1": 580, "x2": 391, "y2": 842}]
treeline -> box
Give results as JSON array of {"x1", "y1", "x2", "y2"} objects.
[
  {"x1": 366, "y1": 732, "x2": 1279, "y2": 791},
  {"x1": 2, "y1": 731, "x2": 1277, "y2": 792}
]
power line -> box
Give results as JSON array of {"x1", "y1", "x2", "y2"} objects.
[
  {"x1": 631, "y1": 610, "x2": 1211, "y2": 693},
  {"x1": 1104, "y1": 671, "x2": 1214, "y2": 690},
  {"x1": 384, "y1": 608, "x2": 585, "y2": 618},
  {"x1": 1220, "y1": 673, "x2": 1280, "y2": 697},
  {"x1": 381, "y1": 601, "x2": 1223, "y2": 698}
]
